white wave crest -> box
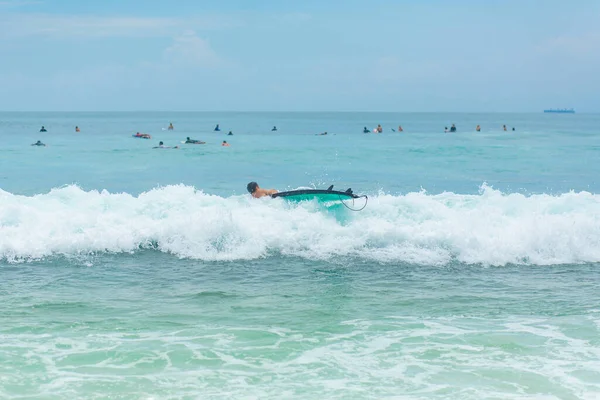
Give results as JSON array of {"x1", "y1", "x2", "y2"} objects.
[{"x1": 1, "y1": 184, "x2": 600, "y2": 266}]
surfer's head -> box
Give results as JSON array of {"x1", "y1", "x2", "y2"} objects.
[{"x1": 247, "y1": 182, "x2": 258, "y2": 194}]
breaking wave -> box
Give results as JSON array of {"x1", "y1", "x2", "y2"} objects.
[{"x1": 1, "y1": 184, "x2": 600, "y2": 266}]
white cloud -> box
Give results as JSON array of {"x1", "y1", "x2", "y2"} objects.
[
  {"x1": 164, "y1": 30, "x2": 221, "y2": 67},
  {"x1": 536, "y1": 32, "x2": 600, "y2": 57},
  {"x1": 275, "y1": 12, "x2": 312, "y2": 24},
  {"x1": 0, "y1": 13, "x2": 237, "y2": 39},
  {"x1": 0, "y1": 0, "x2": 41, "y2": 7}
]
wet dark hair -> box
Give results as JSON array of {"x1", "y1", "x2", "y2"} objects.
[{"x1": 247, "y1": 182, "x2": 258, "y2": 193}]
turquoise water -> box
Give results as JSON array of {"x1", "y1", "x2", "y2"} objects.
[{"x1": 1, "y1": 112, "x2": 600, "y2": 399}]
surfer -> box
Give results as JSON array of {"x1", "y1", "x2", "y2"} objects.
[
  {"x1": 185, "y1": 137, "x2": 205, "y2": 144},
  {"x1": 228, "y1": 131, "x2": 233, "y2": 136},
  {"x1": 40, "y1": 126, "x2": 47, "y2": 132},
  {"x1": 272, "y1": 126, "x2": 277, "y2": 131},
  {"x1": 168, "y1": 122, "x2": 174, "y2": 130},
  {"x1": 503, "y1": 125, "x2": 507, "y2": 131},
  {"x1": 316, "y1": 131, "x2": 327, "y2": 135},
  {"x1": 363, "y1": 127, "x2": 369, "y2": 133},
  {"x1": 31, "y1": 140, "x2": 46, "y2": 146},
  {"x1": 247, "y1": 182, "x2": 277, "y2": 198},
  {"x1": 398, "y1": 125, "x2": 403, "y2": 132},
  {"x1": 133, "y1": 132, "x2": 151, "y2": 139},
  {"x1": 512, "y1": 127, "x2": 515, "y2": 131},
  {"x1": 377, "y1": 124, "x2": 383, "y2": 133},
  {"x1": 444, "y1": 127, "x2": 448, "y2": 133},
  {"x1": 214, "y1": 124, "x2": 221, "y2": 131},
  {"x1": 450, "y1": 124, "x2": 457, "y2": 133},
  {"x1": 154, "y1": 141, "x2": 179, "y2": 149},
  {"x1": 476, "y1": 125, "x2": 481, "y2": 132},
  {"x1": 222, "y1": 140, "x2": 230, "y2": 146},
  {"x1": 75, "y1": 126, "x2": 80, "y2": 132},
  {"x1": 185, "y1": 137, "x2": 204, "y2": 144}
]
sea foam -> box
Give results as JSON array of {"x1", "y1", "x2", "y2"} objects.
[{"x1": 1, "y1": 184, "x2": 599, "y2": 265}]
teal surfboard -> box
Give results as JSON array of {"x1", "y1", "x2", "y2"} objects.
[{"x1": 271, "y1": 186, "x2": 368, "y2": 210}]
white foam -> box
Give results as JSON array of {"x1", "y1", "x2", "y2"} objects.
[{"x1": 1, "y1": 184, "x2": 600, "y2": 265}]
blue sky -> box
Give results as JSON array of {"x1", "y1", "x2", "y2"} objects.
[{"x1": 0, "y1": 0, "x2": 599, "y2": 111}]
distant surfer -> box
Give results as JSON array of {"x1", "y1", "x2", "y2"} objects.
[
  {"x1": 228, "y1": 131, "x2": 233, "y2": 136},
  {"x1": 476, "y1": 125, "x2": 481, "y2": 132},
  {"x1": 377, "y1": 124, "x2": 383, "y2": 133},
  {"x1": 398, "y1": 125, "x2": 403, "y2": 132},
  {"x1": 444, "y1": 127, "x2": 448, "y2": 133},
  {"x1": 222, "y1": 140, "x2": 230, "y2": 146},
  {"x1": 168, "y1": 122, "x2": 174, "y2": 130},
  {"x1": 133, "y1": 132, "x2": 151, "y2": 139},
  {"x1": 185, "y1": 137, "x2": 205, "y2": 144},
  {"x1": 272, "y1": 126, "x2": 277, "y2": 131},
  {"x1": 214, "y1": 124, "x2": 221, "y2": 131},
  {"x1": 363, "y1": 127, "x2": 369, "y2": 133},
  {"x1": 450, "y1": 124, "x2": 457, "y2": 133},
  {"x1": 512, "y1": 127, "x2": 515, "y2": 131},
  {"x1": 503, "y1": 125, "x2": 507, "y2": 131},
  {"x1": 31, "y1": 140, "x2": 46, "y2": 146},
  {"x1": 153, "y1": 141, "x2": 178, "y2": 149},
  {"x1": 316, "y1": 131, "x2": 327, "y2": 135},
  {"x1": 247, "y1": 182, "x2": 277, "y2": 198},
  {"x1": 40, "y1": 126, "x2": 47, "y2": 132},
  {"x1": 75, "y1": 126, "x2": 80, "y2": 132}
]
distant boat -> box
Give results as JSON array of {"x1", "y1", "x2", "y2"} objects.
[{"x1": 544, "y1": 108, "x2": 575, "y2": 114}]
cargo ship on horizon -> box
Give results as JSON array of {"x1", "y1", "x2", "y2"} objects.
[{"x1": 544, "y1": 108, "x2": 575, "y2": 114}]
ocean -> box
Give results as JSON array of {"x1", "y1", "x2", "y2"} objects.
[{"x1": 1, "y1": 112, "x2": 599, "y2": 399}]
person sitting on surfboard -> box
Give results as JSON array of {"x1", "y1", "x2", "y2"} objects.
[
  {"x1": 214, "y1": 124, "x2": 221, "y2": 131},
  {"x1": 247, "y1": 182, "x2": 277, "y2": 198},
  {"x1": 168, "y1": 122, "x2": 174, "y2": 130}
]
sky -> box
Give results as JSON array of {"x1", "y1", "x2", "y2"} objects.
[{"x1": 0, "y1": 0, "x2": 599, "y2": 112}]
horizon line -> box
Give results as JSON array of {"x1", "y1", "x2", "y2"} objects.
[{"x1": 0, "y1": 110, "x2": 592, "y2": 114}]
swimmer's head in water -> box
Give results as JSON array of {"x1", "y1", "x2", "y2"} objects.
[
  {"x1": 187, "y1": 137, "x2": 190, "y2": 140},
  {"x1": 159, "y1": 141, "x2": 164, "y2": 145},
  {"x1": 247, "y1": 182, "x2": 258, "y2": 194}
]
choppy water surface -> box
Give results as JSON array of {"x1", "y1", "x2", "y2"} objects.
[{"x1": 1, "y1": 112, "x2": 600, "y2": 399}]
